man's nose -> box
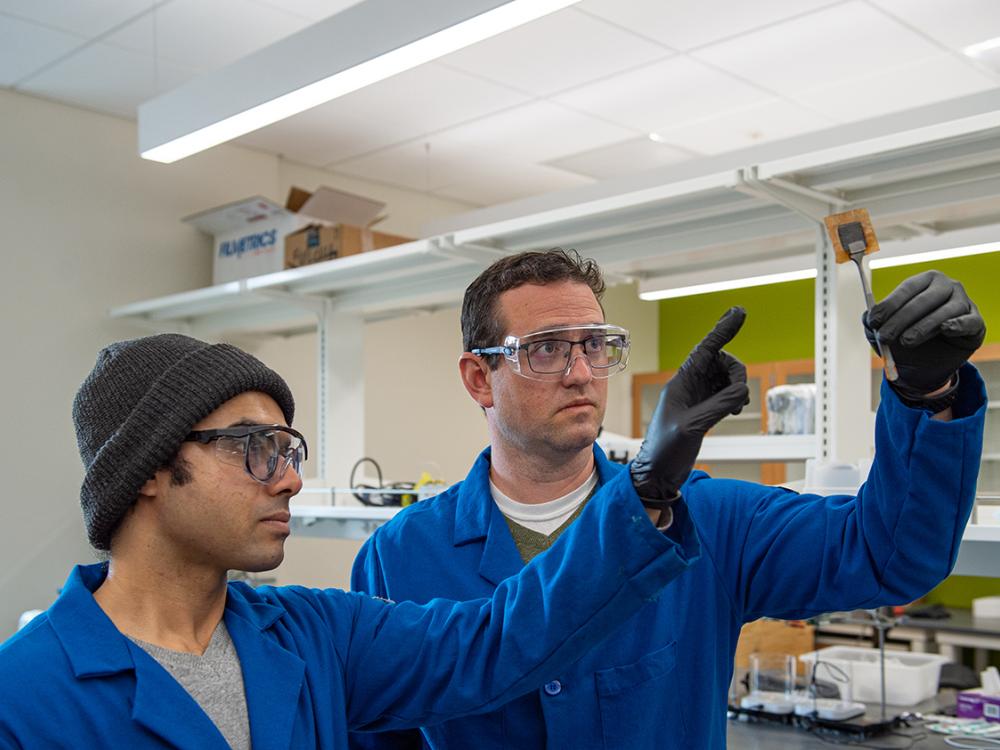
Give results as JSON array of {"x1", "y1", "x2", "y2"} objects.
[
  {"x1": 562, "y1": 350, "x2": 594, "y2": 385},
  {"x1": 271, "y1": 461, "x2": 303, "y2": 496}
]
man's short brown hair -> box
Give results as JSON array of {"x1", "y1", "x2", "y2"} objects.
[{"x1": 461, "y1": 249, "x2": 606, "y2": 368}]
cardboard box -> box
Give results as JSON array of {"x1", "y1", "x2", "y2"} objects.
[
  {"x1": 283, "y1": 223, "x2": 412, "y2": 270},
  {"x1": 735, "y1": 620, "x2": 815, "y2": 676},
  {"x1": 185, "y1": 186, "x2": 408, "y2": 284}
]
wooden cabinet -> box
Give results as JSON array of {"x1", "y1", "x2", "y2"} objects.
[{"x1": 632, "y1": 359, "x2": 813, "y2": 486}]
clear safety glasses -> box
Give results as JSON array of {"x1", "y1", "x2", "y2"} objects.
[
  {"x1": 472, "y1": 324, "x2": 630, "y2": 381},
  {"x1": 184, "y1": 424, "x2": 308, "y2": 484}
]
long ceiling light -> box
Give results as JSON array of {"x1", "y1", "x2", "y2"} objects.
[
  {"x1": 869, "y1": 240, "x2": 1000, "y2": 269},
  {"x1": 639, "y1": 269, "x2": 817, "y2": 301},
  {"x1": 638, "y1": 240, "x2": 999, "y2": 301},
  {"x1": 139, "y1": 0, "x2": 581, "y2": 163},
  {"x1": 637, "y1": 256, "x2": 817, "y2": 301}
]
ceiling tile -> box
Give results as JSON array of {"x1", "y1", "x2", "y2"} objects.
[
  {"x1": 554, "y1": 55, "x2": 771, "y2": 133},
  {"x1": 438, "y1": 7, "x2": 668, "y2": 96},
  {"x1": 239, "y1": 63, "x2": 530, "y2": 165},
  {"x1": 0, "y1": 14, "x2": 86, "y2": 86},
  {"x1": 335, "y1": 140, "x2": 483, "y2": 193},
  {"x1": 693, "y1": 1, "x2": 942, "y2": 96},
  {"x1": 335, "y1": 138, "x2": 593, "y2": 204},
  {"x1": 545, "y1": 136, "x2": 694, "y2": 180},
  {"x1": 869, "y1": 0, "x2": 1000, "y2": 51},
  {"x1": 650, "y1": 98, "x2": 835, "y2": 155},
  {"x1": 788, "y1": 53, "x2": 998, "y2": 121},
  {"x1": 578, "y1": 0, "x2": 837, "y2": 51},
  {"x1": 423, "y1": 100, "x2": 636, "y2": 164},
  {"x1": 432, "y1": 162, "x2": 593, "y2": 206},
  {"x1": 105, "y1": 0, "x2": 311, "y2": 71},
  {"x1": 20, "y1": 41, "x2": 197, "y2": 118},
  {"x1": 0, "y1": 0, "x2": 151, "y2": 38}
]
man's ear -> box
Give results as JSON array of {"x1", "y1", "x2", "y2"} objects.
[
  {"x1": 138, "y1": 474, "x2": 160, "y2": 501},
  {"x1": 459, "y1": 353, "x2": 494, "y2": 410}
]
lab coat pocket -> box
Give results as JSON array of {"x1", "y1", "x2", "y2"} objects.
[{"x1": 594, "y1": 641, "x2": 686, "y2": 748}]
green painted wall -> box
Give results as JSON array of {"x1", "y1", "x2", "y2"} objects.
[
  {"x1": 657, "y1": 250, "x2": 1000, "y2": 607},
  {"x1": 658, "y1": 252, "x2": 1000, "y2": 370}
]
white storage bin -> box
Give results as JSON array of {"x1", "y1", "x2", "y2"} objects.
[{"x1": 799, "y1": 646, "x2": 950, "y2": 706}]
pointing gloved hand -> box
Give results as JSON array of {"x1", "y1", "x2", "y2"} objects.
[
  {"x1": 630, "y1": 307, "x2": 751, "y2": 511},
  {"x1": 864, "y1": 270, "x2": 985, "y2": 409}
]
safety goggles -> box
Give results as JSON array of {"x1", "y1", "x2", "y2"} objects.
[
  {"x1": 472, "y1": 324, "x2": 630, "y2": 381},
  {"x1": 184, "y1": 424, "x2": 308, "y2": 484}
]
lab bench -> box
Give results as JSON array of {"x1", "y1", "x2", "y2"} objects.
[
  {"x1": 898, "y1": 609, "x2": 1000, "y2": 673},
  {"x1": 728, "y1": 693, "x2": 965, "y2": 748}
]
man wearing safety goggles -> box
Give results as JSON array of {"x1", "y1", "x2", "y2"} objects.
[
  {"x1": 0, "y1": 332, "x2": 704, "y2": 749},
  {"x1": 351, "y1": 249, "x2": 988, "y2": 750}
]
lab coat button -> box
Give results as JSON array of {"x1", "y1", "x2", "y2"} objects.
[{"x1": 544, "y1": 680, "x2": 562, "y2": 696}]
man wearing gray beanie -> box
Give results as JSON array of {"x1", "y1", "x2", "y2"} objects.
[{"x1": 0, "y1": 331, "x2": 727, "y2": 749}]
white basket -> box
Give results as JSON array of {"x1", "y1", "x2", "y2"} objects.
[{"x1": 799, "y1": 646, "x2": 950, "y2": 706}]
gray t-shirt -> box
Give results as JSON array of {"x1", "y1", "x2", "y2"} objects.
[{"x1": 129, "y1": 621, "x2": 250, "y2": 750}]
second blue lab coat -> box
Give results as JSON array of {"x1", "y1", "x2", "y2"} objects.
[
  {"x1": 0, "y1": 467, "x2": 698, "y2": 749},
  {"x1": 351, "y1": 366, "x2": 988, "y2": 749}
]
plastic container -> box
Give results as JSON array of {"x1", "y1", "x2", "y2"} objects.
[
  {"x1": 766, "y1": 383, "x2": 816, "y2": 435},
  {"x1": 798, "y1": 646, "x2": 950, "y2": 706}
]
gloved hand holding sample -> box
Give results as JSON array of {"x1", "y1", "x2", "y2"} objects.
[
  {"x1": 630, "y1": 306, "x2": 751, "y2": 512},
  {"x1": 864, "y1": 270, "x2": 986, "y2": 409}
]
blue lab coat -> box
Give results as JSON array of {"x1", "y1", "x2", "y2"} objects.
[
  {"x1": 0, "y1": 467, "x2": 699, "y2": 749},
  {"x1": 350, "y1": 366, "x2": 988, "y2": 750}
]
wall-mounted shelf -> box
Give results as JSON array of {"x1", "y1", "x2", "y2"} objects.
[
  {"x1": 599, "y1": 432, "x2": 816, "y2": 464},
  {"x1": 290, "y1": 505, "x2": 399, "y2": 542},
  {"x1": 112, "y1": 90, "x2": 1000, "y2": 339}
]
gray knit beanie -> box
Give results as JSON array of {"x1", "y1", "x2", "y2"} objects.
[{"x1": 72, "y1": 333, "x2": 296, "y2": 551}]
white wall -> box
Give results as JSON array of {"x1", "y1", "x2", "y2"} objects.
[
  {"x1": 0, "y1": 89, "x2": 659, "y2": 632},
  {"x1": 0, "y1": 89, "x2": 473, "y2": 637}
]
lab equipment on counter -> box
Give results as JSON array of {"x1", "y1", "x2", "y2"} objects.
[
  {"x1": 799, "y1": 646, "x2": 950, "y2": 706},
  {"x1": 740, "y1": 653, "x2": 797, "y2": 714},
  {"x1": 348, "y1": 457, "x2": 447, "y2": 507},
  {"x1": 823, "y1": 208, "x2": 898, "y2": 381}
]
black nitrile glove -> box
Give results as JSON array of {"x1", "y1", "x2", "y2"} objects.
[
  {"x1": 863, "y1": 270, "x2": 985, "y2": 404},
  {"x1": 630, "y1": 307, "x2": 751, "y2": 506}
]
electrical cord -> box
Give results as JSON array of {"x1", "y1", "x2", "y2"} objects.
[
  {"x1": 809, "y1": 727, "x2": 926, "y2": 749},
  {"x1": 349, "y1": 457, "x2": 418, "y2": 507}
]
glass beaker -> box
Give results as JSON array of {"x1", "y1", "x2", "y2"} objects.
[{"x1": 749, "y1": 652, "x2": 796, "y2": 697}]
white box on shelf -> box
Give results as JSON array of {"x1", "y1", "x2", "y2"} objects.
[
  {"x1": 977, "y1": 501, "x2": 1000, "y2": 526},
  {"x1": 973, "y1": 596, "x2": 1000, "y2": 619},
  {"x1": 185, "y1": 186, "x2": 386, "y2": 285},
  {"x1": 798, "y1": 646, "x2": 949, "y2": 706}
]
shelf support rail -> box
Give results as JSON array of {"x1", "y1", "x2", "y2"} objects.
[
  {"x1": 734, "y1": 167, "x2": 874, "y2": 466},
  {"x1": 249, "y1": 288, "x2": 365, "y2": 488}
]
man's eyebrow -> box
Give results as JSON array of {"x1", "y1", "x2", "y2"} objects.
[
  {"x1": 226, "y1": 419, "x2": 267, "y2": 428},
  {"x1": 525, "y1": 322, "x2": 608, "y2": 335}
]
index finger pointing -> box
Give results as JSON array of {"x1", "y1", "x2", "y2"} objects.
[{"x1": 698, "y1": 306, "x2": 747, "y2": 354}]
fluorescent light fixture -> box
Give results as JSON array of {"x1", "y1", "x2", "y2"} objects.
[
  {"x1": 638, "y1": 257, "x2": 817, "y2": 301},
  {"x1": 964, "y1": 36, "x2": 1000, "y2": 57},
  {"x1": 638, "y1": 239, "x2": 999, "y2": 301},
  {"x1": 870, "y1": 241, "x2": 1000, "y2": 269},
  {"x1": 140, "y1": 0, "x2": 580, "y2": 163},
  {"x1": 640, "y1": 269, "x2": 816, "y2": 300}
]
